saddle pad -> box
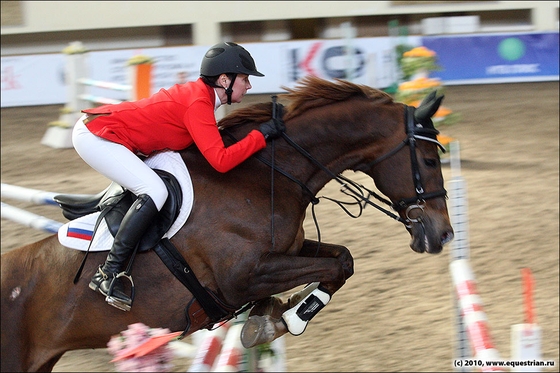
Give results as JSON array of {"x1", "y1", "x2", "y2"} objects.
[{"x1": 58, "y1": 150, "x2": 194, "y2": 251}]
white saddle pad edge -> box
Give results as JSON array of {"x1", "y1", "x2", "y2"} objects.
[{"x1": 58, "y1": 150, "x2": 193, "y2": 251}]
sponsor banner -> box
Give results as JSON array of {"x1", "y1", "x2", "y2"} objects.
[
  {"x1": 5, "y1": 32, "x2": 559, "y2": 107},
  {"x1": 422, "y1": 32, "x2": 559, "y2": 84},
  {"x1": 1, "y1": 37, "x2": 417, "y2": 107},
  {"x1": 88, "y1": 37, "x2": 418, "y2": 98},
  {"x1": 1, "y1": 54, "x2": 66, "y2": 107},
  {"x1": 247, "y1": 37, "x2": 420, "y2": 91}
]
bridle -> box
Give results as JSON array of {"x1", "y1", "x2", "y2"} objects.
[
  {"x1": 262, "y1": 103, "x2": 447, "y2": 225},
  {"x1": 223, "y1": 100, "x2": 448, "y2": 250}
]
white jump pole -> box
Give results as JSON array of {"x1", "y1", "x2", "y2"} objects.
[
  {"x1": 1, "y1": 202, "x2": 63, "y2": 233},
  {"x1": 448, "y1": 141, "x2": 471, "y2": 370},
  {"x1": 448, "y1": 141, "x2": 504, "y2": 372},
  {"x1": 450, "y1": 259, "x2": 504, "y2": 372},
  {"x1": 188, "y1": 323, "x2": 230, "y2": 372},
  {"x1": 1, "y1": 183, "x2": 61, "y2": 206},
  {"x1": 212, "y1": 323, "x2": 246, "y2": 372},
  {"x1": 0, "y1": 183, "x2": 97, "y2": 206}
]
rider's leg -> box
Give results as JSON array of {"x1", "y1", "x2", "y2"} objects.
[
  {"x1": 89, "y1": 194, "x2": 158, "y2": 309},
  {"x1": 72, "y1": 118, "x2": 168, "y2": 310}
]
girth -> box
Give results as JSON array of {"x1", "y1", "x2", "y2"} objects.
[{"x1": 152, "y1": 239, "x2": 237, "y2": 335}]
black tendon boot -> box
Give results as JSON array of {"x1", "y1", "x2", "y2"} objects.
[{"x1": 89, "y1": 194, "x2": 158, "y2": 311}]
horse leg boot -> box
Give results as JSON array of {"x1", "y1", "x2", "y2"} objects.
[
  {"x1": 241, "y1": 282, "x2": 326, "y2": 348},
  {"x1": 89, "y1": 194, "x2": 158, "y2": 311},
  {"x1": 282, "y1": 283, "x2": 331, "y2": 335}
]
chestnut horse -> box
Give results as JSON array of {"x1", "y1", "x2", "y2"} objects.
[{"x1": 1, "y1": 76, "x2": 453, "y2": 372}]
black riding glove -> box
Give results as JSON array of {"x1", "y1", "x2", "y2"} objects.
[{"x1": 259, "y1": 118, "x2": 285, "y2": 141}]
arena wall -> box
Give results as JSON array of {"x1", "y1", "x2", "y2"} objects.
[{"x1": 1, "y1": 1, "x2": 558, "y2": 56}]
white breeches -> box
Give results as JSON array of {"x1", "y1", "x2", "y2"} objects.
[{"x1": 72, "y1": 116, "x2": 168, "y2": 211}]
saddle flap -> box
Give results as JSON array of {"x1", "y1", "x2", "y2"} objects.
[{"x1": 54, "y1": 182, "x2": 126, "y2": 221}]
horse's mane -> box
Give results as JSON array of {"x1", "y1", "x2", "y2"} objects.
[{"x1": 218, "y1": 76, "x2": 393, "y2": 129}]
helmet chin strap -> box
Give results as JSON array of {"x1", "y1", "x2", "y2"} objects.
[{"x1": 224, "y1": 74, "x2": 237, "y2": 105}]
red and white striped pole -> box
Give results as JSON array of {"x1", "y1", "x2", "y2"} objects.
[
  {"x1": 510, "y1": 268, "x2": 542, "y2": 372},
  {"x1": 212, "y1": 323, "x2": 245, "y2": 372},
  {"x1": 450, "y1": 259, "x2": 504, "y2": 372},
  {"x1": 188, "y1": 322, "x2": 230, "y2": 372}
]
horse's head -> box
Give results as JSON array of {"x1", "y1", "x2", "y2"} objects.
[
  {"x1": 365, "y1": 90, "x2": 454, "y2": 254},
  {"x1": 220, "y1": 77, "x2": 453, "y2": 254}
]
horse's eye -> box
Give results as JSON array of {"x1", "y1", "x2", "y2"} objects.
[{"x1": 424, "y1": 158, "x2": 438, "y2": 168}]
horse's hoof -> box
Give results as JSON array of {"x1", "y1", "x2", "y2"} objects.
[
  {"x1": 240, "y1": 315, "x2": 276, "y2": 349},
  {"x1": 249, "y1": 296, "x2": 288, "y2": 319}
]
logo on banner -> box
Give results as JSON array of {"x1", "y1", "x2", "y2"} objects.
[
  {"x1": 498, "y1": 37, "x2": 526, "y2": 61},
  {"x1": 289, "y1": 42, "x2": 366, "y2": 81},
  {"x1": 487, "y1": 36, "x2": 539, "y2": 76},
  {"x1": 1, "y1": 66, "x2": 22, "y2": 90}
]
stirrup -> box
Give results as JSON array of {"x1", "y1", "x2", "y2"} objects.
[{"x1": 105, "y1": 272, "x2": 135, "y2": 312}]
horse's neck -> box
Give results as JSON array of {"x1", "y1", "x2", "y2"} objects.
[
  {"x1": 281, "y1": 100, "x2": 398, "y2": 196},
  {"x1": 281, "y1": 115, "x2": 358, "y2": 194}
]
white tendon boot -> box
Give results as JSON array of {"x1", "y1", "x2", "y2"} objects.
[{"x1": 281, "y1": 283, "x2": 331, "y2": 336}]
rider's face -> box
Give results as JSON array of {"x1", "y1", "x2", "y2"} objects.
[{"x1": 219, "y1": 74, "x2": 252, "y2": 104}]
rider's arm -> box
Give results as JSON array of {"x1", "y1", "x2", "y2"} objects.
[{"x1": 184, "y1": 100, "x2": 266, "y2": 173}]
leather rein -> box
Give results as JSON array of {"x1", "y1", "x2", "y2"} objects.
[{"x1": 223, "y1": 99, "x2": 448, "y2": 252}]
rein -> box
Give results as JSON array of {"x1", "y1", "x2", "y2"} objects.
[
  {"x1": 223, "y1": 99, "x2": 447, "y2": 254},
  {"x1": 274, "y1": 103, "x2": 447, "y2": 227},
  {"x1": 278, "y1": 128, "x2": 405, "y2": 223}
]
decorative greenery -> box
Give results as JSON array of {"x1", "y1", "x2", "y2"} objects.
[
  {"x1": 395, "y1": 43, "x2": 415, "y2": 70},
  {"x1": 62, "y1": 41, "x2": 87, "y2": 55},
  {"x1": 394, "y1": 45, "x2": 459, "y2": 131},
  {"x1": 127, "y1": 55, "x2": 154, "y2": 66},
  {"x1": 395, "y1": 77, "x2": 444, "y2": 104},
  {"x1": 399, "y1": 46, "x2": 441, "y2": 80},
  {"x1": 256, "y1": 342, "x2": 276, "y2": 358}
]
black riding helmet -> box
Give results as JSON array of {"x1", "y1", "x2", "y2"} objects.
[{"x1": 200, "y1": 42, "x2": 264, "y2": 104}]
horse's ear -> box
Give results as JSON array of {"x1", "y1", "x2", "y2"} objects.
[{"x1": 415, "y1": 91, "x2": 444, "y2": 122}]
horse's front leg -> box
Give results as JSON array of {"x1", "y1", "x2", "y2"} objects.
[
  {"x1": 297, "y1": 238, "x2": 354, "y2": 293},
  {"x1": 242, "y1": 240, "x2": 353, "y2": 348}
]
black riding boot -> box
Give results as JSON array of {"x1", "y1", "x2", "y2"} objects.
[{"x1": 89, "y1": 194, "x2": 158, "y2": 311}]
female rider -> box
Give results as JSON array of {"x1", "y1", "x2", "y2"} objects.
[{"x1": 72, "y1": 42, "x2": 284, "y2": 311}]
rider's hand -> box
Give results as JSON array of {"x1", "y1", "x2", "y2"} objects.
[{"x1": 259, "y1": 119, "x2": 285, "y2": 141}]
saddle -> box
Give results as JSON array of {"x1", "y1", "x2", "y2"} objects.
[
  {"x1": 56, "y1": 169, "x2": 182, "y2": 252},
  {"x1": 54, "y1": 169, "x2": 235, "y2": 334}
]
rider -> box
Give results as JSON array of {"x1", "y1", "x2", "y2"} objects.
[{"x1": 72, "y1": 41, "x2": 284, "y2": 311}]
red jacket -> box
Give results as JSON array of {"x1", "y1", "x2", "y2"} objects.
[{"x1": 83, "y1": 78, "x2": 266, "y2": 173}]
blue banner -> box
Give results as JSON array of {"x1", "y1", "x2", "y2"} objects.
[{"x1": 423, "y1": 32, "x2": 559, "y2": 84}]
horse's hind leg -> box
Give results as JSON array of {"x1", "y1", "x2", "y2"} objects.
[{"x1": 242, "y1": 240, "x2": 353, "y2": 348}]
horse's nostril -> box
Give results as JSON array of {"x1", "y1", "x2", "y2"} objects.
[{"x1": 442, "y1": 231, "x2": 454, "y2": 245}]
